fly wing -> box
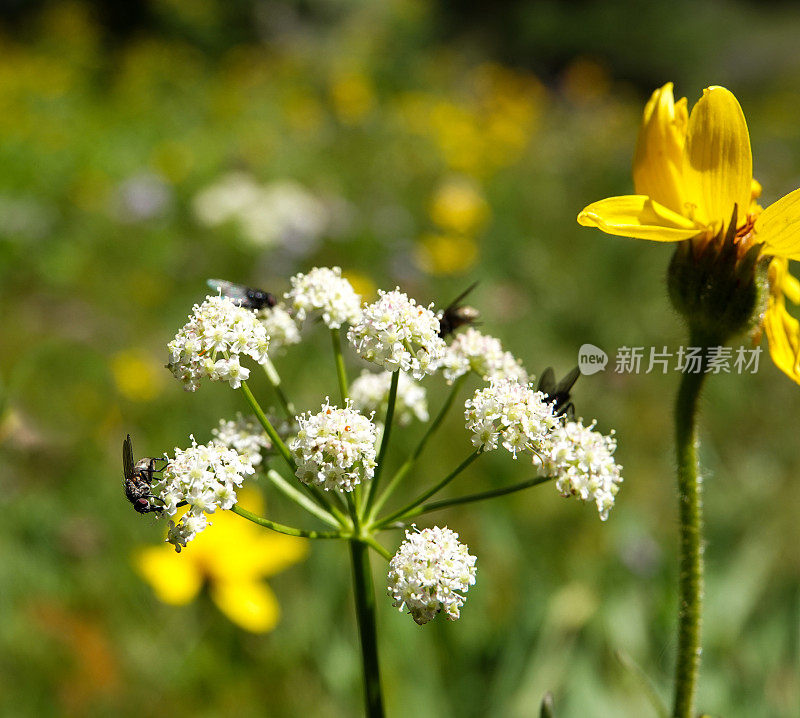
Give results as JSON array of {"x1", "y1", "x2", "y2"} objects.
[
  {"x1": 537, "y1": 367, "x2": 556, "y2": 396},
  {"x1": 555, "y1": 367, "x2": 580, "y2": 396},
  {"x1": 206, "y1": 278, "x2": 249, "y2": 304},
  {"x1": 443, "y1": 281, "x2": 479, "y2": 312},
  {"x1": 123, "y1": 434, "x2": 134, "y2": 480}
]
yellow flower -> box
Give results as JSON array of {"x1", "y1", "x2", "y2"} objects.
[
  {"x1": 111, "y1": 349, "x2": 165, "y2": 402},
  {"x1": 133, "y1": 489, "x2": 308, "y2": 633},
  {"x1": 578, "y1": 83, "x2": 800, "y2": 383},
  {"x1": 429, "y1": 177, "x2": 489, "y2": 235},
  {"x1": 414, "y1": 232, "x2": 479, "y2": 276}
]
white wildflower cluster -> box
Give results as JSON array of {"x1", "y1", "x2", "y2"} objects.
[
  {"x1": 349, "y1": 370, "x2": 429, "y2": 426},
  {"x1": 167, "y1": 295, "x2": 269, "y2": 391},
  {"x1": 285, "y1": 266, "x2": 362, "y2": 329},
  {"x1": 258, "y1": 304, "x2": 301, "y2": 352},
  {"x1": 211, "y1": 413, "x2": 271, "y2": 467},
  {"x1": 439, "y1": 328, "x2": 528, "y2": 384},
  {"x1": 541, "y1": 419, "x2": 623, "y2": 520},
  {"x1": 387, "y1": 526, "x2": 477, "y2": 625},
  {"x1": 464, "y1": 378, "x2": 558, "y2": 458},
  {"x1": 153, "y1": 438, "x2": 255, "y2": 552},
  {"x1": 348, "y1": 289, "x2": 447, "y2": 380},
  {"x1": 193, "y1": 173, "x2": 330, "y2": 252},
  {"x1": 289, "y1": 400, "x2": 377, "y2": 492}
]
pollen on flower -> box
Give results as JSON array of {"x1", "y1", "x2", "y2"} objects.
[
  {"x1": 212, "y1": 413, "x2": 272, "y2": 466},
  {"x1": 438, "y1": 327, "x2": 528, "y2": 384},
  {"x1": 167, "y1": 295, "x2": 269, "y2": 391},
  {"x1": 347, "y1": 288, "x2": 447, "y2": 379},
  {"x1": 387, "y1": 526, "x2": 477, "y2": 625},
  {"x1": 152, "y1": 438, "x2": 255, "y2": 552},
  {"x1": 285, "y1": 266, "x2": 362, "y2": 329},
  {"x1": 464, "y1": 378, "x2": 558, "y2": 459},
  {"x1": 289, "y1": 399, "x2": 377, "y2": 492},
  {"x1": 541, "y1": 419, "x2": 623, "y2": 520},
  {"x1": 349, "y1": 370, "x2": 429, "y2": 426}
]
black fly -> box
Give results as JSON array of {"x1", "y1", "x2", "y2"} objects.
[
  {"x1": 123, "y1": 434, "x2": 167, "y2": 514},
  {"x1": 207, "y1": 279, "x2": 278, "y2": 310},
  {"x1": 537, "y1": 366, "x2": 580, "y2": 418},
  {"x1": 438, "y1": 282, "x2": 480, "y2": 338}
]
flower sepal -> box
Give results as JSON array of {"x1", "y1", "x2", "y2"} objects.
[{"x1": 667, "y1": 207, "x2": 770, "y2": 344}]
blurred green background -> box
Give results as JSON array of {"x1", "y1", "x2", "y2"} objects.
[{"x1": 1, "y1": 1, "x2": 799, "y2": 716}]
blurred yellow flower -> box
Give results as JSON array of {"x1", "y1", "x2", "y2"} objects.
[
  {"x1": 578, "y1": 83, "x2": 800, "y2": 383},
  {"x1": 429, "y1": 177, "x2": 489, "y2": 235},
  {"x1": 330, "y1": 71, "x2": 374, "y2": 125},
  {"x1": 342, "y1": 270, "x2": 377, "y2": 301},
  {"x1": 111, "y1": 349, "x2": 165, "y2": 402},
  {"x1": 414, "y1": 233, "x2": 479, "y2": 276},
  {"x1": 133, "y1": 489, "x2": 308, "y2": 633}
]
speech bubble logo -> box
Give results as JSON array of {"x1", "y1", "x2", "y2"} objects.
[{"x1": 578, "y1": 344, "x2": 608, "y2": 375}]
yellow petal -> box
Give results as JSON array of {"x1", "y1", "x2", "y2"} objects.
[
  {"x1": 764, "y1": 300, "x2": 800, "y2": 384},
  {"x1": 632, "y1": 83, "x2": 688, "y2": 214},
  {"x1": 210, "y1": 579, "x2": 280, "y2": 633},
  {"x1": 682, "y1": 86, "x2": 752, "y2": 228},
  {"x1": 755, "y1": 187, "x2": 800, "y2": 261},
  {"x1": 132, "y1": 546, "x2": 202, "y2": 605},
  {"x1": 251, "y1": 534, "x2": 309, "y2": 578},
  {"x1": 577, "y1": 195, "x2": 703, "y2": 241}
]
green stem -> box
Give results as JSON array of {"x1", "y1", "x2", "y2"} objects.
[
  {"x1": 363, "y1": 536, "x2": 392, "y2": 561},
  {"x1": 375, "y1": 449, "x2": 482, "y2": 528},
  {"x1": 384, "y1": 475, "x2": 553, "y2": 525},
  {"x1": 265, "y1": 469, "x2": 341, "y2": 528},
  {"x1": 240, "y1": 381, "x2": 294, "y2": 471},
  {"x1": 349, "y1": 539, "x2": 385, "y2": 718},
  {"x1": 231, "y1": 505, "x2": 344, "y2": 539},
  {"x1": 331, "y1": 328, "x2": 349, "y2": 405},
  {"x1": 369, "y1": 375, "x2": 466, "y2": 521},
  {"x1": 364, "y1": 371, "x2": 399, "y2": 512},
  {"x1": 263, "y1": 358, "x2": 295, "y2": 420},
  {"x1": 672, "y1": 364, "x2": 708, "y2": 718}
]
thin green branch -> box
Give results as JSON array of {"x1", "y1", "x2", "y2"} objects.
[
  {"x1": 265, "y1": 469, "x2": 342, "y2": 528},
  {"x1": 231, "y1": 505, "x2": 344, "y2": 539},
  {"x1": 364, "y1": 370, "x2": 399, "y2": 512},
  {"x1": 331, "y1": 328, "x2": 349, "y2": 405},
  {"x1": 240, "y1": 380, "x2": 294, "y2": 471},
  {"x1": 369, "y1": 375, "x2": 466, "y2": 521},
  {"x1": 363, "y1": 536, "x2": 392, "y2": 561},
  {"x1": 262, "y1": 358, "x2": 295, "y2": 420},
  {"x1": 374, "y1": 448, "x2": 482, "y2": 528}
]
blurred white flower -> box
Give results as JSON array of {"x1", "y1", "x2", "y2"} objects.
[
  {"x1": 349, "y1": 370, "x2": 429, "y2": 426},
  {"x1": 348, "y1": 289, "x2": 446, "y2": 379},
  {"x1": 387, "y1": 526, "x2": 477, "y2": 625},
  {"x1": 258, "y1": 304, "x2": 301, "y2": 352},
  {"x1": 212, "y1": 414, "x2": 271, "y2": 466},
  {"x1": 289, "y1": 399, "x2": 377, "y2": 492},
  {"x1": 285, "y1": 266, "x2": 362, "y2": 329},
  {"x1": 439, "y1": 327, "x2": 528, "y2": 384},
  {"x1": 114, "y1": 172, "x2": 172, "y2": 223}
]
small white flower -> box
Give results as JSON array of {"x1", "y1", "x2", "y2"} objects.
[
  {"x1": 192, "y1": 172, "x2": 263, "y2": 228},
  {"x1": 152, "y1": 438, "x2": 255, "y2": 551},
  {"x1": 289, "y1": 400, "x2": 377, "y2": 492},
  {"x1": 387, "y1": 526, "x2": 477, "y2": 625},
  {"x1": 438, "y1": 328, "x2": 528, "y2": 384},
  {"x1": 349, "y1": 370, "x2": 429, "y2": 426},
  {"x1": 348, "y1": 289, "x2": 447, "y2": 380},
  {"x1": 285, "y1": 266, "x2": 361, "y2": 329},
  {"x1": 464, "y1": 378, "x2": 558, "y2": 460},
  {"x1": 258, "y1": 304, "x2": 301, "y2": 352},
  {"x1": 167, "y1": 295, "x2": 269, "y2": 391},
  {"x1": 212, "y1": 413, "x2": 271, "y2": 466},
  {"x1": 542, "y1": 419, "x2": 623, "y2": 520}
]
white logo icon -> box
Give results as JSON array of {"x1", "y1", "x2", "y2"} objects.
[{"x1": 578, "y1": 344, "x2": 608, "y2": 375}]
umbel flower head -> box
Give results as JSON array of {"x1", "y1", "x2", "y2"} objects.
[
  {"x1": 541, "y1": 419, "x2": 623, "y2": 521},
  {"x1": 387, "y1": 526, "x2": 477, "y2": 625},
  {"x1": 465, "y1": 378, "x2": 558, "y2": 459},
  {"x1": 167, "y1": 295, "x2": 269, "y2": 391},
  {"x1": 439, "y1": 327, "x2": 528, "y2": 384},
  {"x1": 348, "y1": 288, "x2": 447, "y2": 379},
  {"x1": 285, "y1": 266, "x2": 361, "y2": 329},
  {"x1": 212, "y1": 413, "x2": 271, "y2": 467},
  {"x1": 578, "y1": 83, "x2": 800, "y2": 382},
  {"x1": 289, "y1": 399, "x2": 377, "y2": 492},
  {"x1": 152, "y1": 438, "x2": 255, "y2": 552},
  {"x1": 349, "y1": 369, "x2": 429, "y2": 426},
  {"x1": 257, "y1": 303, "x2": 301, "y2": 352}
]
